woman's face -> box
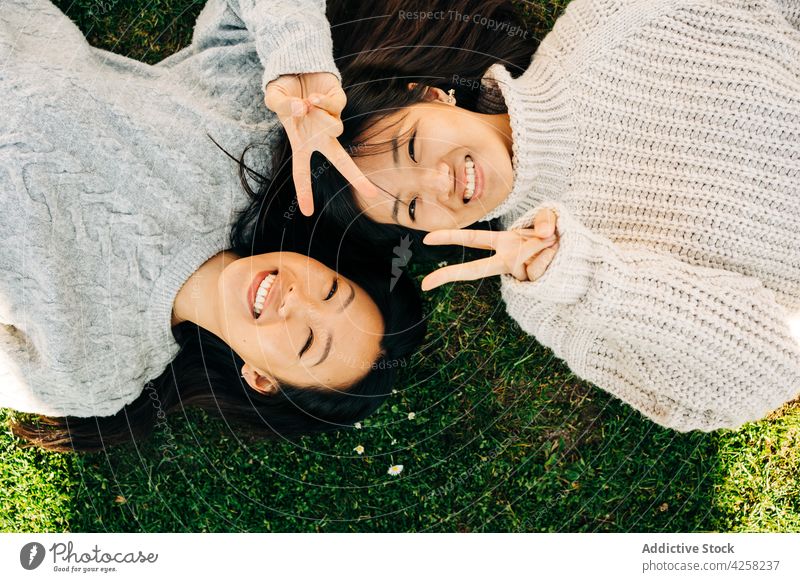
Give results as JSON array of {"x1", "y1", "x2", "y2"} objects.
[
  {"x1": 350, "y1": 100, "x2": 514, "y2": 231},
  {"x1": 218, "y1": 252, "x2": 384, "y2": 391}
]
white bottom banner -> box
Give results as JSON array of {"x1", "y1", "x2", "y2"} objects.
[{"x1": 1, "y1": 533, "x2": 798, "y2": 581}]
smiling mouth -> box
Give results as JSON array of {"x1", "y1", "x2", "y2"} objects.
[
  {"x1": 463, "y1": 155, "x2": 477, "y2": 203},
  {"x1": 250, "y1": 271, "x2": 278, "y2": 319}
]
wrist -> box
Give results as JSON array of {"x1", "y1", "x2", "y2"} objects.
[{"x1": 266, "y1": 71, "x2": 338, "y2": 89}]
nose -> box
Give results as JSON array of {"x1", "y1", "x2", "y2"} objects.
[
  {"x1": 420, "y1": 160, "x2": 451, "y2": 204},
  {"x1": 278, "y1": 282, "x2": 313, "y2": 318},
  {"x1": 279, "y1": 282, "x2": 332, "y2": 330}
]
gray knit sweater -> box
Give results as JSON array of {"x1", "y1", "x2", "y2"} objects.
[
  {"x1": 483, "y1": 0, "x2": 800, "y2": 431},
  {"x1": 0, "y1": 0, "x2": 337, "y2": 416}
]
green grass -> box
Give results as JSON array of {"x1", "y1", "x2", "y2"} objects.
[{"x1": 2, "y1": 0, "x2": 799, "y2": 533}]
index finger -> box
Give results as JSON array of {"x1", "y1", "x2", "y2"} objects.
[
  {"x1": 423, "y1": 229, "x2": 503, "y2": 250},
  {"x1": 291, "y1": 151, "x2": 314, "y2": 216},
  {"x1": 321, "y1": 140, "x2": 379, "y2": 199},
  {"x1": 420, "y1": 256, "x2": 505, "y2": 291}
]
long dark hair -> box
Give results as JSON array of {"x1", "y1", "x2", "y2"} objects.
[
  {"x1": 310, "y1": 0, "x2": 539, "y2": 253},
  {"x1": 11, "y1": 132, "x2": 427, "y2": 453}
]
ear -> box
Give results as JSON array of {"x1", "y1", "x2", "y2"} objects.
[
  {"x1": 406, "y1": 83, "x2": 454, "y2": 105},
  {"x1": 240, "y1": 362, "x2": 279, "y2": 396}
]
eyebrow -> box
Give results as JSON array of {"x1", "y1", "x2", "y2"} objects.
[
  {"x1": 312, "y1": 333, "x2": 333, "y2": 367},
  {"x1": 391, "y1": 126, "x2": 400, "y2": 166},
  {"x1": 371, "y1": 180, "x2": 402, "y2": 223},
  {"x1": 338, "y1": 281, "x2": 356, "y2": 313}
]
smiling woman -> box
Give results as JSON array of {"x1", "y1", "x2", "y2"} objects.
[
  {"x1": 349, "y1": 97, "x2": 514, "y2": 231},
  {"x1": 310, "y1": 0, "x2": 800, "y2": 431},
  {"x1": 299, "y1": 0, "x2": 535, "y2": 257},
  {"x1": 171, "y1": 250, "x2": 384, "y2": 391},
  {"x1": 0, "y1": 0, "x2": 426, "y2": 451}
]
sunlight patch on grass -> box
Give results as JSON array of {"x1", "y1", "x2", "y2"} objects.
[{"x1": 712, "y1": 402, "x2": 800, "y2": 532}]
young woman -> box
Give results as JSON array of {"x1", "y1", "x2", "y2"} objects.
[
  {"x1": 309, "y1": 0, "x2": 800, "y2": 432},
  {"x1": 0, "y1": 0, "x2": 424, "y2": 451}
]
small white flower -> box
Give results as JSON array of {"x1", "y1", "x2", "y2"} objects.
[
  {"x1": 407, "y1": 412, "x2": 416, "y2": 420},
  {"x1": 391, "y1": 439, "x2": 398, "y2": 445},
  {"x1": 437, "y1": 261, "x2": 448, "y2": 268},
  {"x1": 391, "y1": 389, "x2": 398, "y2": 394},
  {"x1": 387, "y1": 464, "x2": 404, "y2": 476},
  {"x1": 353, "y1": 445, "x2": 365, "y2": 455},
  {"x1": 354, "y1": 422, "x2": 362, "y2": 429}
]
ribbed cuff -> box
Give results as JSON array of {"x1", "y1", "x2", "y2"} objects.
[
  {"x1": 259, "y1": 23, "x2": 341, "y2": 87},
  {"x1": 146, "y1": 231, "x2": 230, "y2": 357},
  {"x1": 500, "y1": 202, "x2": 598, "y2": 304}
]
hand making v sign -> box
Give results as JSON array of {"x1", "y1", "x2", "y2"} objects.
[
  {"x1": 264, "y1": 72, "x2": 379, "y2": 216},
  {"x1": 421, "y1": 207, "x2": 560, "y2": 291}
]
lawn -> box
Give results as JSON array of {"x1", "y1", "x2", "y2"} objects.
[{"x1": 1, "y1": 0, "x2": 799, "y2": 533}]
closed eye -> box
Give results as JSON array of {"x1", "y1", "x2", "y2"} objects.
[
  {"x1": 325, "y1": 277, "x2": 338, "y2": 301},
  {"x1": 299, "y1": 329, "x2": 314, "y2": 358},
  {"x1": 408, "y1": 129, "x2": 417, "y2": 163}
]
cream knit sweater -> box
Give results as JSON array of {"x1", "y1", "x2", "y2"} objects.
[{"x1": 481, "y1": 0, "x2": 800, "y2": 431}]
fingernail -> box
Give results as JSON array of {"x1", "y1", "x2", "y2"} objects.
[{"x1": 309, "y1": 96, "x2": 321, "y2": 105}]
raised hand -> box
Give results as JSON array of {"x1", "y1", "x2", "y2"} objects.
[
  {"x1": 420, "y1": 208, "x2": 560, "y2": 291},
  {"x1": 264, "y1": 72, "x2": 378, "y2": 216}
]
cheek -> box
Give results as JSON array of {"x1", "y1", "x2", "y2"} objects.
[
  {"x1": 486, "y1": 145, "x2": 513, "y2": 183},
  {"x1": 234, "y1": 326, "x2": 290, "y2": 370},
  {"x1": 218, "y1": 274, "x2": 251, "y2": 328},
  {"x1": 421, "y1": 205, "x2": 460, "y2": 230},
  {"x1": 421, "y1": 199, "x2": 478, "y2": 230}
]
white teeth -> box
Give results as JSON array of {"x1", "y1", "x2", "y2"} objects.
[
  {"x1": 464, "y1": 155, "x2": 476, "y2": 201},
  {"x1": 253, "y1": 273, "x2": 277, "y2": 317}
]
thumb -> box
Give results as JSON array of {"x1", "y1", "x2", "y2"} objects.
[
  {"x1": 307, "y1": 90, "x2": 347, "y2": 116},
  {"x1": 533, "y1": 209, "x2": 556, "y2": 238}
]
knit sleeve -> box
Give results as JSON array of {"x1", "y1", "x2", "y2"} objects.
[
  {"x1": 772, "y1": 0, "x2": 800, "y2": 29},
  {"x1": 499, "y1": 202, "x2": 800, "y2": 432},
  {"x1": 0, "y1": 325, "x2": 54, "y2": 416},
  {"x1": 0, "y1": 325, "x2": 32, "y2": 413},
  {"x1": 221, "y1": 0, "x2": 339, "y2": 87}
]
